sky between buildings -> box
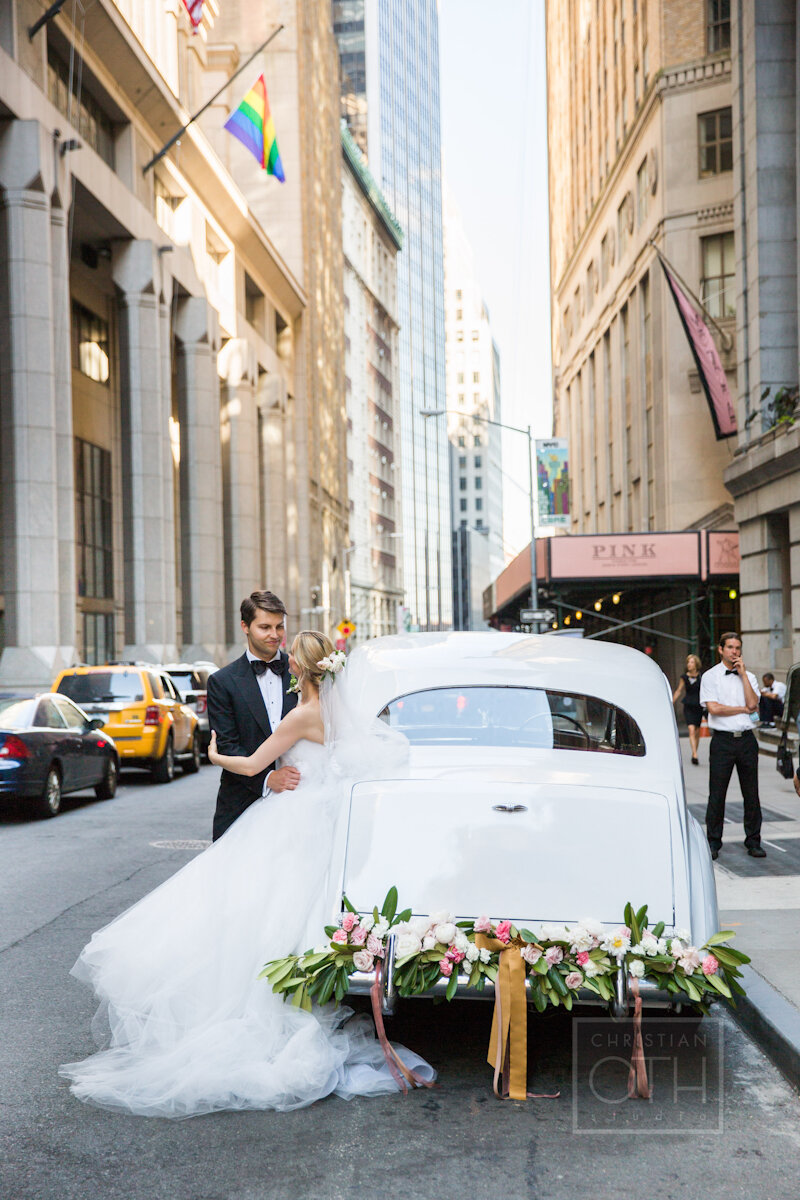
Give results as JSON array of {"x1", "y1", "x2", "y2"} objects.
[{"x1": 439, "y1": 0, "x2": 552, "y2": 557}]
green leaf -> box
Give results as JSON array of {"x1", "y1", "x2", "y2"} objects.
[
  {"x1": 341, "y1": 895, "x2": 357, "y2": 914},
  {"x1": 704, "y1": 930, "x2": 736, "y2": 947},
  {"x1": 530, "y1": 987, "x2": 547, "y2": 1012},
  {"x1": 563, "y1": 992, "x2": 573, "y2": 1011},
  {"x1": 635, "y1": 905, "x2": 649, "y2": 932},
  {"x1": 704, "y1": 973, "x2": 732, "y2": 998},
  {"x1": 263, "y1": 959, "x2": 299, "y2": 987},
  {"x1": 652, "y1": 921, "x2": 665, "y2": 939},
  {"x1": 395, "y1": 908, "x2": 412, "y2": 925},
  {"x1": 445, "y1": 971, "x2": 459, "y2": 1001},
  {"x1": 381, "y1": 886, "x2": 398, "y2": 923},
  {"x1": 548, "y1": 968, "x2": 568, "y2": 997},
  {"x1": 520, "y1": 928, "x2": 537, "y2": 944}
]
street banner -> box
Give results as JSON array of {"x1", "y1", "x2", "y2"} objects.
[
  {"x1": 660, "y1": 258, "x2": 737, "y2": 439},
  {"x1": 535, "y1": 438, "x2": 570, "y2": 527}
]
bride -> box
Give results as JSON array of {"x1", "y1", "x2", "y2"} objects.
[{"x1": 60, "y1": 631, "x2": 434, "y2": 1118}]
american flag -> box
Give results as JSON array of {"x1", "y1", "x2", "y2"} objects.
[{"x1": 181, "y1": 0, "x2": 203, "y2": 32}]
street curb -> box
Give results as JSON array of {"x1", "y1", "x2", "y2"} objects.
[{"x1": 730, "y1": 965, "x2": 800, "y2": 1092}]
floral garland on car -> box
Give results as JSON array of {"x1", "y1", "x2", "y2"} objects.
[{"x1": 260, "y1": 889, "x2": 749, "y2": 1101}]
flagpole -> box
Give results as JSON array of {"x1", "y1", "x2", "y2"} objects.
[
  {"x1": 142, "y1": 24, "x2": 284, "y2": 175},
  {"x1": 647, "y1": 237, "x2": 733, "y2": 350}
]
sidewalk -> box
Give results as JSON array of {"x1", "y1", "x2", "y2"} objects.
[{"x1": 680, "y1": 735, "x2": 800, "y2": 1088}]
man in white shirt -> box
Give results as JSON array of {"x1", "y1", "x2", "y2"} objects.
[
  {"x1": 699, "y1": 631, "x2": 764, "y2": 861},
  {"x1": 758, "y1": 673, "x2": 786, "y2": 727}
]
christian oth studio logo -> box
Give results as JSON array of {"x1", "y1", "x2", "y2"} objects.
[{"x1": 572, "y1": 1017, "x2": 724, "y2": 1134}]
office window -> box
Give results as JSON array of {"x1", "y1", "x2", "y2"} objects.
[
  {"x1": 701, "y1": 232, "x2": 735, "y2": 318},
  {"x1": 474, "y1": 435, "x2": 482, "y2": 447},
  {"x1": 47, "y1": 45, "x2": 115, "y2": 168},
  {"x1": 457, "y1": 372, "x2": 464, "y2": 384},
  {"x1": 475, "y1": 519, "x2": 484, "y2": 529},
  {"x1": 475, "y1": 477, "x2": 482, "y2": 490},
  {"x1": 475, "y1": 455, "x2": 482, "y2": 468},
  {"x1": 473, "y1": 392, "x2": 480, "y2": 404},
  {"x1": 458, "y1": 393, "x2": 465, "y2": 406},
  {"x1": 475, "y1": 498, "x2": 483, "y2": 511},
  {"x1": 458, "y1": 435, "x2": 465, "y2": 447},
  {"x1": 458, "y1": 455, "x2": 467, "y2": 468},
  {"x1": 471, "y1": 330, "x2": 479, "y2": 341},
  {"x1": 456, "y1": 308, "x2": 462, "y2": 320},
  {"x1": 707, "y1": 0, "x2": 731, "y2": 52},
  {"x1": 600, "y1": 233, "x2": 610, "y2": 287},
  {"x1": 698, "y1": 108, "x2": 732, "y2": 176},
  {"x1": 617, "y1": 196, "x2": 631, "y2": 258},
  {"x1": 456, "y1": 330, "x2": 464, "y2": 342},
  {"x1": 73, "y1": 302, "x2": 110, "y2": 383},
  {"x1": 459, "y1": 478, "x2": 467, "y2": 491},
  {"x1": 636, "y1": 158, "x2": 649, "y2": 225},
  {"x1": 455, "y1": 289, "x2": 462, "y2": 301},
  {"x1": 459, "y1": 498, "x2": 467, "y2": 512},
  {"x1": 83, "y1": 612, "x2": 114, "y2": 666},
  {"x1": 75, "y1": 438, "x2": 113, "y2": 599},
  {"x1": 472, "y1": 372, "x2": 480, "y2": 383}
]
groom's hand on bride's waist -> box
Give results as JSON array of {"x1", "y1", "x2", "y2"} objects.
[{"x1": 267, "y1": 766, "x2": 301, "y2": 792}]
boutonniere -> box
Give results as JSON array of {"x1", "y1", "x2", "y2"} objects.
[{"x1": 288, "y1": 674, "x2": 300, "y2": 694}]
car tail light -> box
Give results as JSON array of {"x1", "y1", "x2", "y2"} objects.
[
  {"x1": 196, "y1": 696, "x2": 207, "y2": 714},
  {"x1": 0, "y1": 735, "x2": 31, "y2": 760},
  {"x1": 144, "y1": 705, "x2": 163, "y2": 726}
]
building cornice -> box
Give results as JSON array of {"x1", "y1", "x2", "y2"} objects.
[
  {"x1": 723, "y1": 422, "x2": 800, "y2": 497},
  {"x1": 341, "y1": 122, "x2": 403, "y2": 250}
]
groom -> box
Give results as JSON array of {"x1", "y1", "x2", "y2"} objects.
[{"x1": 207, "y1": 590, "x2": 300, "y2": 841}]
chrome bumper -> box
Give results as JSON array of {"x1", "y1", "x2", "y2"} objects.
[{"x1": 347, "y1": 934, "x2": 681, "y2": 1019}]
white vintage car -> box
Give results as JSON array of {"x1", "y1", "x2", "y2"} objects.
[{"x1": 335, "y1": 631, "x2": 718, "y2": 1017}]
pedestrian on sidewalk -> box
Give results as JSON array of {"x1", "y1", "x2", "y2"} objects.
[
  {"x1": 699, "y1": 631, "x2": 765, "y2": 861},
  {"x1": 672, "y1": 653, "x2": 705, "y2": 765},
  {"x1": 758, "y1": 673, "x2": 786, "y2": 727}
]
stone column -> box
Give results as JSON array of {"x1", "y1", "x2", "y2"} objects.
[
  {"x1": 50, "y1": 181, "x2": 77, "y2": 655},
  {"x1": 219, "y1": 339, "x2": 261, "y2": 652},
  {"x1": 112, "y1": 239, "x2": 177, "y2": 662},
  {"x1": 175, "y1": 296, "x2": 225, "y2": 662},
  {"x1": 257, "y1": 371, "x2": 289, "y2": 601},
  {"x1": 0, "y1": 120, "x2": 74, "y2": 685}
]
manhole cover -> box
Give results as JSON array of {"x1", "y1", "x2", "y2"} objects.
[{"x1": 149, "y1": 839, "x2": 211, "y2": 850}]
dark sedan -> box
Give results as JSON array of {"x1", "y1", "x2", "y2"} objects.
[{"x1": 0, "y1": 693, "x2": 120, "y2": 819}]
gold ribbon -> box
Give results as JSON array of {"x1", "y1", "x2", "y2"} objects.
[{"x1": 476, "y1": 933, "x2": 528, "y2": 1101}]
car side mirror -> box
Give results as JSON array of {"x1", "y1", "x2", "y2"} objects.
[
  {"x1": 87, "y1": 717, "x2": 105, "y2": 730},
  {"x1": 184, "y1": 693, "x2": 197, "y2": 705}
]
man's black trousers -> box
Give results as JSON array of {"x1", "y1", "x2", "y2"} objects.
[{"x1": 705, "y1": 729, "x2": 762, "y2": 852}]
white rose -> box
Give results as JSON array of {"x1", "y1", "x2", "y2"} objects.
[
  {"x1": 539, "y1": 923, "x2": 566, "y2": 941},
  {"x1": 360, "y1": 914, "x2": 375, "y2": 933},
  {"x1": 374, "y1": 918, "x2": 390, "y2": 939},
  {"x1": 568, "y1": 926, "x2": 594, "y2": 954},
  {"x1": 430, "y1": 910, "x2": 453, "y2": 926},
  {"x1": 352, "y1": 950, "x2": 374, "y2": 972},
  {"x1": 629, "y1": 944, "x2": 646, "y2": 956},
  {"x1": 629, "y1": 959, "x2": 645, "y2": 978},
  {"x1": 422, "y1": 934, "x2": 436, "y2": 951},
  {"x1": 454, "y1": 931, "x2": 470, "y2": 953},
  {"x1": 583, "y1": 959, "x2": 603, "y2": 978},
  {"x1": 434, "y1": 922, "x2": 457, "y2": 946},
  {"x1": 410, "y1": 916, "x2": 431, "y2": 938},
  {"x1": 670, "y1": 938, "x2": 684, "y2": 958},
  {"x1": 579, "y1": 918, "x2": 605, "y2": 937},
  {"x1": 479, "y1": 947, "x2": 492, "y2": 964},
  {"x1": 639, "y1": 933, "x2": 659, "y2": 957},
  {"x1": 394, "y1": 931, "x2": 422, "y2": 960},
  {"x1": 656, "y1": 938, "x2": 668, "y2": 955},
  {"x1": 675, "y1": 928, "x2": 691, "y2": 943},
  {"x1": 465, "y1": 943, "x2": 479, "y2": 963}
]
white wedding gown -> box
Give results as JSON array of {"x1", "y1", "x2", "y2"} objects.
[{"x1": 60, "y1": 739, "x2": 434, "y2": 1118}]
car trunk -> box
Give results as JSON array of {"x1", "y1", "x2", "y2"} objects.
[{"x1": 341, "y1": 776, "x2": 676, "y2": 928}]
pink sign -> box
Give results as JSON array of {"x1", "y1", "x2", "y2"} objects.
[
  {"x1": 550, "y1": 533, "x2": 700, "y2": 580},
  {"x1": 707, "y1": 532, "x2": 740, "y2": 576},
  {"x1": 661, "y1": 260, "x2": 737, "y2": 439}
]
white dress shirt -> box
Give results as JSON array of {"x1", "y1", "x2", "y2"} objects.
[
  {"x1": 245, "y1": 649, "x2": 284, "y2": 794},
  {"x1": 700, "y1": 662, "x2": 759, "y2": 731}
]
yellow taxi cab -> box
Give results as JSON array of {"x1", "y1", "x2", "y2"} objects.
[{"x1": 52, "y1": 664, "x2": 201, "y2": 782}]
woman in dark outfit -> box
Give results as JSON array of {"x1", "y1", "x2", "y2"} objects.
[{"x1": 673, "y1": 654, "x2": 704, "y2": 765}]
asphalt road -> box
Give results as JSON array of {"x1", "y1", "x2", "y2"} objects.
[{"x1": 3, "y1": 765, "x2": 800, "y2": 1200}]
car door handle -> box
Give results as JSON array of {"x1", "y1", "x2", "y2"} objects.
[{"x1": 492, "y1": 804, "x2": 528, "y2": 813}]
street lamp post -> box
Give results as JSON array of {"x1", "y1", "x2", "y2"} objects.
[{"x1": 421, "y1": 409, "x2": 539, "y2": 622}]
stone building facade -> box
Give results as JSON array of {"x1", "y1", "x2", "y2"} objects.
[
  {"x1": 341, "y1": 123, "x2": 404, "y2": 641},
  {"x1": 723, "y1": 0, "x2": 800, "y2": 674},
  {"x1": 547, "y1": 0, "x2": 737, "y2": 536},
  {"x1": 0, "y1": 0, "x2": 346, "y2": 686}
]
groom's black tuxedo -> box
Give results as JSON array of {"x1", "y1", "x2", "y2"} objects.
[{"x1": 207, "y1": 651, "x2": 298, "y2": 841}]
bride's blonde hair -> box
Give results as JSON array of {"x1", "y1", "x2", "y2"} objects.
[{"x1": 291, "y1": 630, "x2": 336, "y2": 691}]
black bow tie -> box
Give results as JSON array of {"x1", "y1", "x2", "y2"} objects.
[
  {"x1": 251, "y1": 657, "x2": 283, "y2": 677},
  {"x1": 725, "y1": 668, "x2": 739, "y2": 676}
]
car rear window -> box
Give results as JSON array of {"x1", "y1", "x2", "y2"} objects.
[
  {"x1": 0, "y1": 699, "x2": 35, "y2": 729},
  {"x1": 167, "y1": 671, "x2": 201, "y2": 692},
  {"x1": 57, "y1": 672, "x2": 144, "y2": 704},
  {"x1": 379, "y1": 686, "x2": 646, "y2": 756}
]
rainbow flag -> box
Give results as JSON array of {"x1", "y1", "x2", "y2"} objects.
[{"x1": 224, "y1": 74, "x2": 285, "y2": 182}]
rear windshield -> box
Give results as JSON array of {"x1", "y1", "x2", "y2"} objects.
[
  {"x1": 167, "y1": 671, "x2": 202, "y2": 692},
  {"x1": 379, "y1": 686, "x2": 646, "y2": 756},
  {"x1": 57, "y1": 672, "x2": 144, "y2": 704},
  {"x1": 0, "y1": 699, "x2": 35, "y2": 729}
]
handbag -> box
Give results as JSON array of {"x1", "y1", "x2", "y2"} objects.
[{"x1": 776, "y1": 730, "x2": 795, "y2": 780}]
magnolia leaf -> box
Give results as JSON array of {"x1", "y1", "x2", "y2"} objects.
[
  {"x1": 635, "y1": 904, "x2": 649, "y2": 931},
  {"x1": 704, "y1": 973, "x2": 732, "y2": 998},
  {"x1": 651, "y1": 921, "x2": 665, "y2": 939},
  {"x1": 341, "y1": 895, "x2": 357, "y2": 914},
  {"x1": 704, "y1": 931, "x2": 736, "y2": 947},
  {"x1": 381, "y1": 886, "x2": 398, "y2": 923},
  {"x1": 548, "y1": 968, "x2": 568, "y2": 998},
  {"x1": 520, "y1": 928, "x2": 537, "y2": 944},
  {"x1": 396, "y1": 908, "x2": 412, "y2": 924},
  {"x1": 445, "y1": 971, "x2": 459, "y2": 1001}
]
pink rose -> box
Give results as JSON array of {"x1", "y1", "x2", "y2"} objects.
[
  {"x1": 565, "y1": 971, "x2": 583, "y2": 989},
  {"x1": 473, "y1": 916, "x2": 493, "y2": 933},
  {"x1": 446, "y1": 947, "x2": 465, "y2": 964},
  {"x1": 576, "y1": 951, "x2": 590, "y2": 967},
  {"x1": 332, "y1": 930, "x2": 348, "y2": 944},
  {"x1": 341, "y1": 912, "x2": 356, "y2": 932},
  {"x1": 521, "y1": 944, "x2": 542, "y2": 966},
  {"x1": 366, "y1": 933, "x2": 383, "y2": 957},
  {"x1": 439, "y1": 959, "x2": 453, "y2": 977},
  {"x1": 352, "y1": 950, "x2": 374, "y2": 972},
  {"x1": 495, "y1": 920, "x2": 512, "y2": 944},
  {"x1": 350, "y1": 925, "x2": 367, "y2": 946},
  {"x1": 545, "y1": 946, "x2": 563, "y2": 967},
  {"x1": 702, "y1": 954, "x2": 719, "y2": 976}
]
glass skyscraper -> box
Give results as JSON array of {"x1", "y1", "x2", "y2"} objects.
[{"x1": 333, "y1": 0, "x2": 452, "y2": 630}]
